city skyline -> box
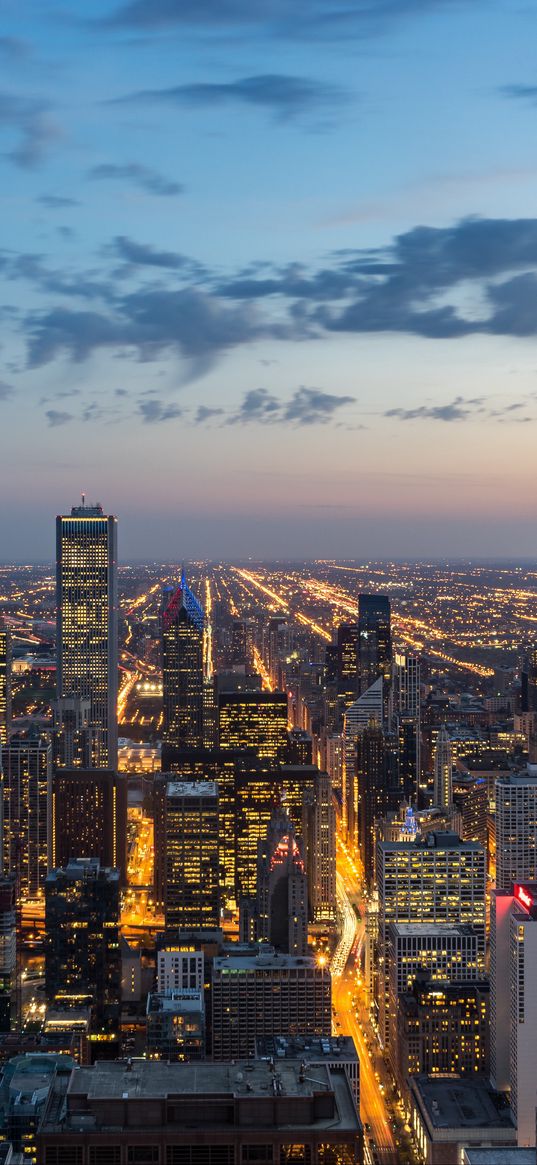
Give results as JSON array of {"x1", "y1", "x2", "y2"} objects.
[{"x1": 2, "y1": 2, "x2": 537, "y2": 558}]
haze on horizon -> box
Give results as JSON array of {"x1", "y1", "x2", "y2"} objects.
[{"x1": 1, "y1": 0, "x2": 537, "y2": 560}]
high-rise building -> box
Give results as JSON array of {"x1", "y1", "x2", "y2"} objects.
[
  {"x1": 452, "y1": 772, "x2": 488, "y2": 846},
  {"x1": 302, "y1": 769, "x2": 337, "y2": 927},
  {"x1": 433, "y1": 726, "x2": 453, "y2": 809},
  {"x1": 52, "y1": 695, "x2": 91, "y2": 769},
  {"x1": 358, "y1": 593, "x2": 392, "y2": 695},
  {"x1": 396, "y1": 974, "x2": 489, "y2": 1098},
  {"x1": 393, "y1": 651, "x2": 421, "y2": 719},
  {"x1": 233, "y1": 755, "x2": 282, "y2": 900},
  {"x1": 211, "y1": 951, "x2": 331, "y2": 1059},
  {"x1": 520, "y1": 646, "x2": 537, "y2": 714},
  {"x1": 50, "y1": 768, "x2": 128, "y2": 884},
  {"x1": 342, "y1": 675, "x2": 383, "y2": 839},
  {"x1": 0, "y1": 619, "x2": 12, "y2": 746},
  {"x1": 337, "y1": 622, "x2": 359, "y2": 704},
  {"x1": 0, "y1": 875, "x2": 16, "y2": 1032},
  {"x1": 161, "y1": 572, "x2": 204, "y2": 755},
  {"x1": 495, "y1": 769, "x2": 537, "y2": 890},
  {"x1": 45, "y1": 858, "x2": 121, "y2": 1040},
  {"x1": 488, "y1": 882, "x2": 537, "y2": 1147},
  {"x1": 490, "y1": 882, "x2": 537, "y2": 1146},
  {"x1": 242, "y1": 808, "x2": 308, "y2": 956},
  {"x1": 56, "y1": 502, "x2": 118, "y2": 769},
  {"x1": 218, "y1": 689, "x2": 288, "y2": 762},
  {"x1": 376, "y1": 832, "x2": 486, "y2": 1045},
  {"x1": 1, "y1": 733, "x2": 51, "y2": 900},
  {"x1": 357, "y1": 720, "x2": 390, "y2": 883},
  {"x1": 164, "y1": 781, "x2": 220, "y2": 932}
]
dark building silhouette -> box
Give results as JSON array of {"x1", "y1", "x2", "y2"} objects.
[
  {"x1": 50, "y1": 768, "x2": 128, "y2": 884},
  {"x1": 240, "y1": 808, "x2": 308, "y2": 956},
  {"x1": 337, "y1": 621, "x2": 359, "y2": 703},
  {"x1": 1, "y1": 733, "x2": 51, "y2": 900},
  {"x1": 162, "y1": 572, "x2": 204, "y2": 754},
  {"x1": 45, "y1": 859, "x2": 121, "y2": 1049},
  {"x1": 0, "y1": 619, "x2": 12, "y2": 746},
  {"x1": 358, "y1": 593, "x2": 392, "y2": 697}
]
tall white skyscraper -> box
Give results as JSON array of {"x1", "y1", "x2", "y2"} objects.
[
  {"x1": 56, "y1": 502, "x2": 118, "y2": 769},
  {"x1": 433, "y1": 726, "x2": 453, "y2": 809},
  {"x1": 393, "y1": 651, "x2": 420, "y2": 719},
  {"x1": 342, "y1": 676, "x2": 383, "y2": 842},
  {"x1": 495, "y1": 769, "x2": 537, "y2": 890}
]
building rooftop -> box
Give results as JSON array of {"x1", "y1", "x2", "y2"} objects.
[
  {"x1": 412, "y1": 1075, "x2": 514, "y2": 1131},
  {"x1": 147, "y1": 990, "x2": 204, "y2": 1015},
  {"x1": 389, "y1": 923, "x2": 478, "y2": 938},
  {"x1": 166, "y1": 780, "x2": 218, "y2": 799},
  {"x1": 381, "y1": 831, "x2": 482, "y2": 851},
  {"x1": 462, "y1": 1151, "x2": 535, "y2": 1164},
  {"x1": 40, "y1": 1058, "x2": 360, "y2": 1135},
  {"x1": 497, "y1": 767, "x2": 537, "y2": 785},
  {"x1": 213, "y1": 952, "x2": 323, "y2": 972},
  {"x1": 46, "y1": 858, "x2": 118, "y2": 885},
  {"x1": 256, "y1": 1035, "x2": 357, "y2": 1061}
]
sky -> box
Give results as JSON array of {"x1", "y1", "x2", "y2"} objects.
[{"x1": 2, "y1": 0, "x2": 537, "y2": 560}]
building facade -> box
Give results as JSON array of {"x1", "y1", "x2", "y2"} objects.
[{"x1": 56, "y1": 503, "x2": 118, "y2": 769}]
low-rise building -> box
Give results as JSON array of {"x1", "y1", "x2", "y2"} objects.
[
  {"x1": 146, "y1": 989, "x2": 205, "y2": 1061},
  {"x1": 36, "y1": 1057, "x2": 363, "y2": 1164},
  {"x1": 410, "y1": 1075, "x2": 515, "y2": 1165}
]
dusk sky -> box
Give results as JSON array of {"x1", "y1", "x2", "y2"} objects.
[{"x1": 2, "y1": 0, "x2": 537, "y2": 560}]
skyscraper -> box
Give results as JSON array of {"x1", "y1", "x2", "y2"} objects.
[
  {"x1": 337, "y1": 622, "x2": 359, "y2": 704},
  {"x1": 1, "y1": 733, "x2": 51, "y2": 900},
  {"x1": 56, "y1": 502, "x2": 118, "y2": 769},
  {"x1": 50, "y1": 768, "x2": 128, "y2": 884},
  {"x1": 0, "y1": 619, "x2": 12, "y2": 746},
  {"x1": 218, "y1": 689, "x2": 288, "y2": 762},
  {"x1": 164, "y1": 781, "x2": 220, "y2": 932},
  {"x1": 433, "y1": 726, "x2": 453, "y2": 808},
  {"x1": 376, "y1": 831, "x2": 486, "y2": 1045},
  {"x1": 342, "y1": 676, "x2": 383, "y2": 840},
  {"x1": 495, "y1": 769, "x2": 537, "y2": 890},
  {"x1": 161, "y1": 572, "x2": 204, "y2": 755},
  {"x1": 242, "y1": 807, "x2": 308, "y2": 956},
  {"x1": 45, "y1": 858, "x2": 121, "y2": 1041},
  {"x1": 358, "y1": 593, "x2": 392, "y2": 695}
]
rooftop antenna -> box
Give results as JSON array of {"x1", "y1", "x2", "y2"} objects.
[{"x1": 81, "y1": 492, "x2": 85, "y2": 508}]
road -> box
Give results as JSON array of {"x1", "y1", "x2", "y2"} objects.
[{"x1": 333, "y1": 842, "x2": 398, "y2": 1163}]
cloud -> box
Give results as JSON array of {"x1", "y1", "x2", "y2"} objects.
[
  {"x1": 0, "y1": 38, "x2": 29, "y2": 60},
  {"x1": 226, "y1": 386, "x2": 355, "y2": 425},
  {"x1": 138, "y1": 398, "x2": 183, "y2": 422},
  {"x1": 104, "y1": 0, "x2": 471, "y2": 41},
  {"x1": 37, "y1": 195, "x2": 80, "y2": 209},
  {"x1": 0, "y1": 92, "x2": 61, "y2": 168},
  {"x1": 18, "y1": 215, "x2": 537, "y2": 379},
  {"x1": 501, "y1": 84, "x2": 537, "y2": 106},
  {"x1": 111, "y1": 235, "x2": 188, "y2": 269},
  {"x1": 283, "y1": 386, "x2": 355, "y2": 423},
  {"x1": 87, "y1": 162, "x2": 183, "y2": 196},
  {"x1": 0, "y1": 381, "x2": 14, "y2": 401},
  {"x1": 195, "y1": 405, "x2": 225, "y2": 423},
  {"x1": 24, "y1": 287, "x2": 267, "y2": 369},
  {"x1": 385, "y1": 395, "x2": 533, "y2": 423},
  {"x1": 113, "y1": 74, "x2": 346, "y2": 123},
  {"x1": 228, "y1": 388, "x2": 281, "y2": 423},
  {"x1": 46, "y1": 409, "x2": 72, "y2": 427}
]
